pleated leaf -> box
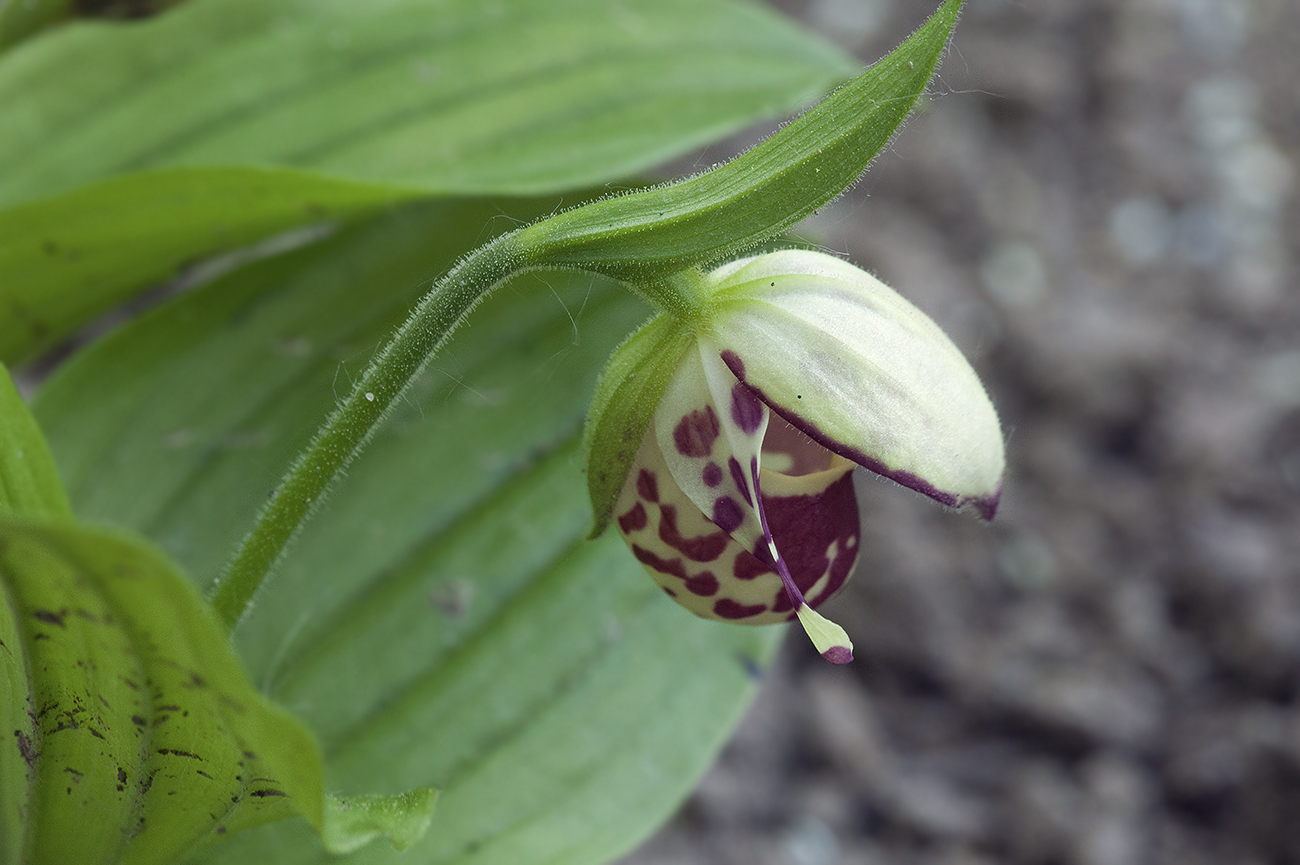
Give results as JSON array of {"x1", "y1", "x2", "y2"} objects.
[
  {"x1": 0, "y1": 0, "x2": 854, "y2": 208},
  {"x1": 0, "y1": 0, "x2": 852, "y2": 364},
  {"x1": 0, "y1": 517, "x2": 324, "y2": 865}
]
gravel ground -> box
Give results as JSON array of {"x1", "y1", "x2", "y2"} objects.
[{"x1": 622, "y1": 0, "x2": 1300, "y2": 862}]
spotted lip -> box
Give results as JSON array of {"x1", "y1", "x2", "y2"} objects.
[{"x1": 720, "y1": 349, "x2": 1002, "y2": 521}]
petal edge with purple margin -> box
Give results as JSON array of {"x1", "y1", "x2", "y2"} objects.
[{"x1": 720, "y1": 348, "x2": 1001, "y2": 520}]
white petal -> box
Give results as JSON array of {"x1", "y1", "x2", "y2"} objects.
[{"x1": 707, "y1": 250, "x2": 1004, "y2": 518}]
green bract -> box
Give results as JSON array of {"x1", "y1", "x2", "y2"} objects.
[{"x1": 585, "y1": 250, "x2": 1004, "y2": 663}]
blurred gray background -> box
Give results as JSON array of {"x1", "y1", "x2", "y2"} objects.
[{"x1": 623, "y1": 0, "x2": 1300, "y2": 862}]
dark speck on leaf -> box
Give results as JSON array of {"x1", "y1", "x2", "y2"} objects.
[
  {"x1": 14, "y1": 730, "x2": 37, "y2": 768},
  {"x1": 737, "y1": 652, "x2": 765, "y2": 681},
  {"x1": 157, "y1": 748, "x2": 202, "y2": 760},
  {"x1": 250, "y1": 788, "x2": 287, "y2": 798},
  {"x1": 32, "y1": 609, "x2": 66, "y2": 628}
]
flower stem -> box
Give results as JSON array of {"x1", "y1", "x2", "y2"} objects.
[{"x1": 208, "y1": 231, "x2": 530, "y2": 632}]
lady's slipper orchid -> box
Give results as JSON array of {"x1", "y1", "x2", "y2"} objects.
[{"x1": 588, "y1": 250, "x2": 1004, "y2": 665}]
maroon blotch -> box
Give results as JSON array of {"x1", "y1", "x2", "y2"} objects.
[
  {"x1": 617, "y1": 502, "x2": 648, "y2": 534},
  {"x1": 730, "y1": 383, "x2": 764, "y2": 435},
  {"x1": 632, "y1": 545, "x2": 688, "y2": 580},
  {"x1": 673, "y1": 406, "x2": 721, "y2": 457},
  {"x1": 702, "y1": 461, "x2": 723, "y2": 487},
  {"x1": 720, "y1": 349, "x2": 745, "y2": 379},
  {"x1": 733, "y1": 551, "x2": 773, "y2": 580},
  {"x1": 658, "y1": 505, "x2": 728, "y2": 562},
  {"x1": 684, "y1": 573, "x2": 720, "y2": 596},
  {"x1": 714, "y1": 598, "x2": 767, "y2": 619},
  {"x1": 728, "y1": 457, "x2": 751, "y2": 505},
  {"x1": 712, "y1": 497, "x2": 744, "y2": 533},
  {"x1": 765, "y1": 472, "x2": 860, "y2": 609},
  {"x1": 636, "y1": 469, "x2": 659, "y2": 503}
]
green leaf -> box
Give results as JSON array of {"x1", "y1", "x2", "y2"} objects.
[
  {"x1": 0, "y1": 0, "x2": 854, "y2": 209},
  {"x1": 0, "y1": 0, "x2": 854, "y2": 366},
  {"x1": 322, "y1": 790, "x2": 437, "y2": 855},
  {"x1": 0, "y1": 166, "x2": 417, "y2": 365},
  {"x1": 0, "y1": 517, "x2": 324, "y2": 864},
  {"x1": 0, "y1": 364, "x2": 71, "y2": 518},
  {"x1": 0, "y1": 0, "x2": 186, "y2": 52},
  {"x1": 0, "y1": 0, "x2": 69, "y2": 51},
  {"x1": 514, "y1": 0, "x2": 964, "y2": 287},
  {"x1": 34, "y1": 198, "x2": 784, "y2": 864},
  {"x1": 0, "y1": 524, "x2": 34, "y2": 865}
]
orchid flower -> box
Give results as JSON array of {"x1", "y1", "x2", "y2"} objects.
[{"x1": 587, "y1": 249, "x2": 1005, "y2": 664}]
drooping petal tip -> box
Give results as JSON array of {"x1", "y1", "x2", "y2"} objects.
[
  {"x1": 795, "y1": 605, "x2": 853, "y2": 665},
  {"x1": 970, "y1": 483, "x2": 1001, "y2": 522},
  {"x1": 822, "y1": 645, "x2": 854, "y2": 665}
]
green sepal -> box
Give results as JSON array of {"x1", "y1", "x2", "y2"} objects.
[
  {"x1": 0, "y1": 363, "x2": 71, "y2": 519},
  {"x1": 583, "y1": 314, "x2": 694, "y2": 538},
  {"x1": 514, "y1": 0, "x2": 963, "y2": 297}
]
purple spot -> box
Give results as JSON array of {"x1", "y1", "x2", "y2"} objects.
[
  {"x1": 617, "y1": 502, "x2": 647, "y2": 534},
  {"x1": 771, "y1": 584, "x2": 794, "y2": 614},
  {"x1": 720, "y1": 349, "x2": 745, "y2": 379},
  {"x1": 764, "y1": 471, "x2": 860, "y2": 608},
  {"x1": 714, "y1": 598, "x2": 767, "y2": 619},
  {"x1": 636, "y1": 470, "x2": 659, "y2": 503},
  {"x1": 730, "y1": 384, "x2": 764, "y2": 435},
  {"x1": 663, "y1": 587, "x2": 678, "y2": 598},
  {"x1": 673, "y1": 406, "x2": 720, "y2": 457},
  {"x1": 684, "y1": 573, "x2": 720, "y2": 596},
  {"x1": 658, "y1": 505, "x2": 728, "y2": 562},
  {"x1": 822, "y1": 646, "x2": 853, "y2": 665},
  {"x1": 728, "y1": 457, "x2": 751, "y2": 505},
  {"x1": 733, "y1": 551, "x2": 772, "y2": 580},
  {"x1": 702, "y1": 462, "x2": 722, "y2": 487},
  {"x1": 632, "y1": 545, "x2": 687, "y2": 580},
  {"x1": 712, "y1": 497, "x2": 743, "y2": 532}
]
